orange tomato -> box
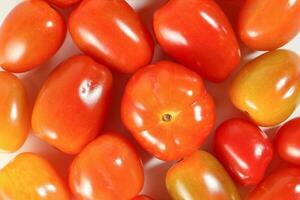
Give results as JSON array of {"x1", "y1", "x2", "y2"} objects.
[
  {"x1": 0, "y1": 72, "x2": 29, "y2": 152},
  {"x1": 121, "y1": 61, "x2": 215, "y2": 161},
  {"x1": 47, "y1": 0, "x2": 81, "y2": 8},
  {"x1": 69, "y1": 132, "x2": 144, "y2": 200},
  {"x1": 0, "y1": 153, "x2": 70, "y2": 200},
  {"x1": 32, "y1": 55, "x2": 112, "y2": 154},
  {"x1": 0, "y1": 0, "x2": 66, "y2": 72}
]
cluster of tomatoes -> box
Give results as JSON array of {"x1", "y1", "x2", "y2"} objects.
[{"x1": 0, "y1": 0, "x2": 300, "y2": 199}]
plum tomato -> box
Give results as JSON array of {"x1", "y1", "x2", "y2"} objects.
[
  {"x1": 247, "y1": 168, "x2": 300, "y2": 200},
  {"x1": 166, "y1": 151, "x2": 240, "y2": 200},
  {"x1": 275, "y1": 117, "x2": 300, "y2": 165},
  {"x1": 69, "y1": 0, "x2": 154, "y2": 73},
  {"x1": 32, "y1": 55, "x2": 112, "y2": 154},
  {"x1": 133, "y1": 195, "x2": 153, "y2": 200},
  {"x1": 0, "y1": 0, "x2": 66, "y2": 72},
  {"x1": 153, "y1": 0, "x2": 241, "y2": 82},
  {"x1": 214, "y1": 118, "x2": 273, "y2": 185},
  {"x1": 230, "y1": 50, "x2": 300, "y2": 126},
  {"x1": 69, "y1": 132, "x2": 144, "y2": 200},
  {"x1": 0, "y1": 72, "x2": 29, "y2": 152},
  {"x1": 47, "y1": 0, "x2": 81, "y2": 8},
  {"x1": 121, "y1": 61, "x2": 215, "y2": 161},
  {"x1": 0, "y1": 153, "x2": 70, "y2": 200},
  {"x1": 239, "y1": 0, "x2": 300, "y2": 50}
]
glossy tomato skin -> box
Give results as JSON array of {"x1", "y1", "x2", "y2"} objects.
[
  {"x1": 0, "y1": 153, "x2": 70, "y2": 200},
  {"x1": 47, "y1": 0, "x2": 81, "y2": 8},
  {"x1": 275, "y1": 118, "x2": 300, "y2": 165},
  {"x1": 69, "y1": 132, "x2": 144, "y2": 200},
  {"x1": 121, "y1": 61, "x2": 215, "y2": 161},
  {"x1": 153, "y1": 0, "x2": 241, "y2": 82},
  {"x1": 214, "y1": 118, "x2": 273, "y2": 185},
  {"x1": 166, "y1": 151, "x2": 240, "y2": 200},
  {"x1": 239, "y1": 0, "x2": 300, "y2": 50},
  {"x1": 32, "y1": 55, "x2": 112, "y2": 154},
  {"x1": 230, "y1": 50, "x2": 300, "y2": 126},
  {"x1": 0, "y1": 72, "x2": 29, "y2": 152},
  {"x1": 133, "y1": 195, "x2": 153, "y2": 200},
  {"x1": 247, "y1": 168, "x2": 300, "y2": 200},
  {"x1": 0, "y1": 0, "x2": 66, "y2": 72},
  {"x1": 69, "y1": 0, "x2": 154, "y2": 73}
]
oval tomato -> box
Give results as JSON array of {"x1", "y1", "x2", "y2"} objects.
[
  {"x1": 69, "y1": 132, "x2": 144, "y2": 200},
  {"x1": 0, "y1": 153, "x2": 70, "y2": 200},
  {"x1": 47, "y1": 0, "x2": 81, "y2": 8},
  {"x1": 214, "y1": 118, "x2": 273, "y2": 185},
  {"x1": 69, "y1": 0, "x2": 154, "y2": 73},
  {"x1": 166, "y1": 151, "x2": 240, "y2": 200},
  {"x1": 275, "y1": 117, "x2": 300, "y2": 165},
  {"x1": 0, "y1": 72, "x2": 29, "y2": 152},
  {"x1": 239, "y1": 0, "x2": 300, "y2": 50},
  {"x1": 153, "y1": 0, "x2": 240, "y2": 82},
  {"x1": 121, "y1": 61, "x2": 215, "y2": 161},
  {"x1": 133, "y1": 195, "x2": 153, "y2": 200},
  {"x1": 247, "y1": 168, "x2": 300, "y2": 200},
  {"x1": 32, "y1": 55, "x2": 112, "y2": 154},
  {"x1": 230, "y1": 50, "x2": 300, "y2": 126},
  {"x1": 0, "y1": 0, "x2": 66, "y2": 72}
]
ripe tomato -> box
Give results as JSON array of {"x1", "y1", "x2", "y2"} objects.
[
  {"x1": 47, "y1": 0, "x2": 81, "y2": 8},
  {"x1": 275, "y1": 118, "x2": 300, "y2": 165},
  {"x1": 32, "y1": 55, "x2": 112, "y2": 154},
  {"x1": 0, "y1": 72, "x2": 29, "y2": 152},
  {"x1": 121, "y1": 61, "x2": 215, "y2": 161},
  {"x1": 166, "y1": 151, "x2": 240, "y2": 200},
  {"x1": 239, "y1": 0, "x2": 300, "y2": 50},
  {"x1": 69, "y1": 132, "x2": 144, "y2": 200},
  {"x1": 0, "y1": 153, "x2": 70, "y2": 200},
  {"x1": 230, "y1": 50, "x2": 300, "y2": 126},
  {"x1": 0, "y1": 0, "x2": 66, "y2": 72},
  {"x1": 153, "y1": 0, "x2": 240, "y2": 82},
  {"x1": 214, "y1": 118, "x2": 273, "y2": 185},
  {"x1": 248, "y1": 168, "x2": 300, "y2": 200},
  {"x1": 133, "y1": 195, "x2": 153, "y2": 200},
  {"x1": 69, "y1": 0, "x2": 154, "y2": 73}
]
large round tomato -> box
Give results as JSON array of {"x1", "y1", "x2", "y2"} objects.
[
  {"x1": 32, "y1": 55, "x2": 112, "y2": 154},
  {"x1": 0, "y1": 0, "x2": 66, "y2": 72},
  {"x1": 47, "y1": 0, "x2": 81, "y2": 8},
  {"x1": 248, "y1": 168, "x2": 300, "y2": 200},
  {"x1": 153, "y1": 0, "x2": 240, "y2": 82},
  {"x1": 275, "y1": 118, "x2": 300, "y2": 165},
  {"x1": 69, "y1": 0, "x2": 154, "y2": 73},
  {"x1": 69, "y1": 132, "x2": 144, "y2": 200},
  {"x1": 214, "y1": 118, "x2": 273, "y2": 185},
  {"x1": 121, "y1": 61, "x2": 215, "y2": 161}
]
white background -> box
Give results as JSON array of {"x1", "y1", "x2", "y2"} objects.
[{"x1": 0, "y1": 0, "x2": 300, "y2": 199}]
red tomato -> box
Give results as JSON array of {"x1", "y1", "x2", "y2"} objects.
[
  {"x1": 121, "y1": 61, "x2": 215, "y2": 161},
  {"x1": 153, "y1": 0, "x2": 241, "y2": 82},
  {"x1": 47, "y1": 0, "x2": 81, "y2": 8},
  {"x1": 214, "y1": 118, "x2": 273, "y2": 185},
  {"x1": 275, "y1": 118, "x2": 300, "y2": 165},
  {"x1": 69, "y1": 0, "x2": 154, "y2": 73},
  {"x1": 238, "y1": 0, "x2": 300, "y2": 50},
  {"x1": 69, "y1": 132, "x2": 144, "y2": 200},
  {"x1": 0, "y1": 0, "x2": 66, "y2": 72},
  {"x1": 32, "y1": 55, "x2": 112, "y2": 154},
  {"x1": 247, "y1": 168, "x2": 300, "y2": 200},
  {"x1": 133, "y1": 195, "x2": 153, "y2": 200}
]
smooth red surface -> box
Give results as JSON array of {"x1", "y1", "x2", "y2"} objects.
[
  {"x1": 32, "y1": 55, "x2": 112, "y2": 154},
  {"x1": 0, "y1": 0, "x2": 66, "y2": 72},
  {"x1": 121, "y1": 61, "x2": 215, "y2": 161},
  {"x1": 275, "y1": 118, "x2": 300, "y2": 165},
  {"x1": 47, "y1": 0, "x2": 81, "y2": 8},
  {"x1": 69, "y1": 0, "x2": 154, "y2": 73},
  {"x1": 133, "y1": 195, "x2": 153, "y2": 200},
  {"x1": 153, "y1": 0, "x2": 240, "y2": 82},
  {"x1": 69, "y1": 133, "x2": 144, "y2": 200},
  {"x1": 247, "y1": 168, "x2": 300, "y2": 200},
  {"x1": 214, "y1": 118, "x2": 273, "y2": 185},
  {"x1": 239, "y1": 0, "x2": 300, "y2": 50}
]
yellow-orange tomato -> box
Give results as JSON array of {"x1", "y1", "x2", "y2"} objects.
[
  {"x1": 166, "y1": 151, "x2": 240, "y2": 200},
  {"x1": 0, "y1": 153, "x2": 70, "y2": 200},
  {"x1": 230, "y1": 50, "x2": 300, "y2": 126},
  {"x1": 0, "y1": 72, "x2": 29, "y2": 152},
  {"x1": 238, "y1": 0, "x2": 300, "y2": 50}
]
